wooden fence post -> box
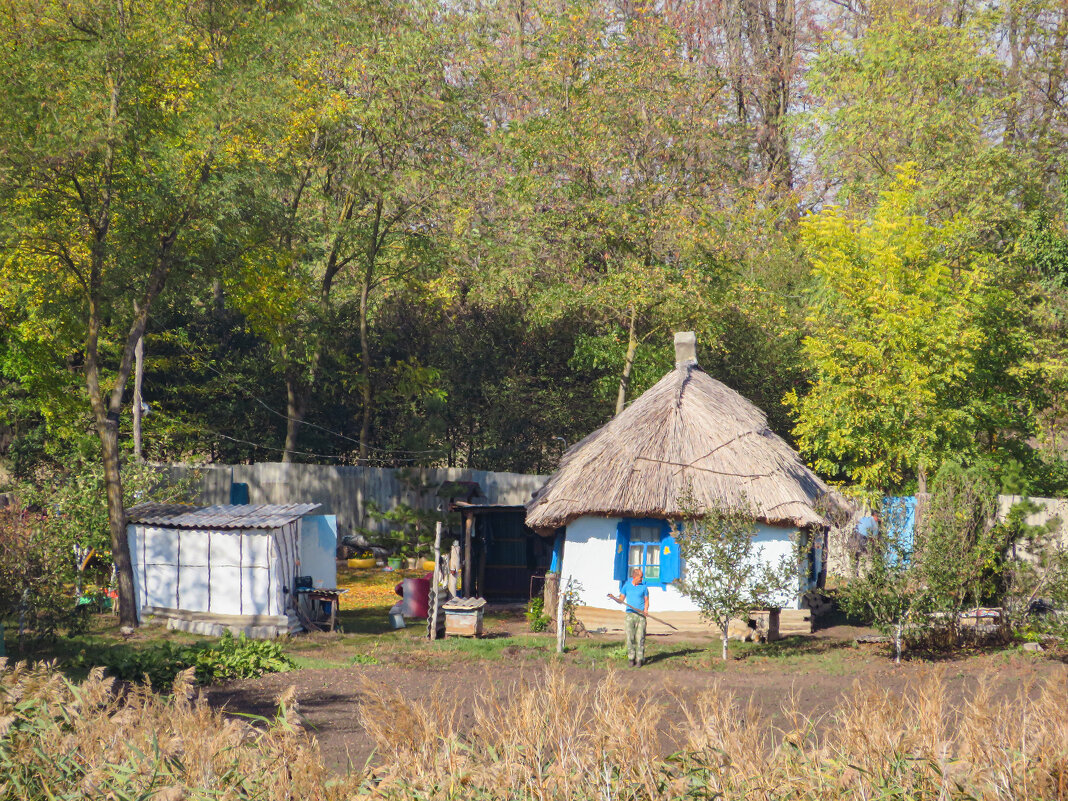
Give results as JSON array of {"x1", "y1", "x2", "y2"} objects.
[{"x1": 556, "y1": 576, "x2": 567, "y2": 653}]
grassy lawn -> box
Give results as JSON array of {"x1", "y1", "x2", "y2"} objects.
[{"x1": 1, "y1": 564, "x2": 1041, "y2": 682}]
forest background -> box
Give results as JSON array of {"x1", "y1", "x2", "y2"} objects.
[{"x1": 1, "y1": 0, "x2": 1066, "y2": 498}]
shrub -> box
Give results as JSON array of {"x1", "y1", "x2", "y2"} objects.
[
  {"x1": 525, "y1": 597, "x2": 549, "y2": 633},
  {"x1": 196, "y1": 631, "x2": 297, "y2": 683},
  {"x1": 0, "y1": 507, "x2": 79, "y2": 646},
  {"x1": 73, "y1": 631, "x2": 295, "y2": 689}
]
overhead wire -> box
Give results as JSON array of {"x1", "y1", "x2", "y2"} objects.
[{"x1": 169, "y1": 341, "x2": 448, "y2": 460}]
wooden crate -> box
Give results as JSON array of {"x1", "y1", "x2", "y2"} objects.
[
  {"x1": 442, "y1": 597, "x2": 486, "y2": 638},
  {"x1": 444, "y1": 608, "x2": 484, "y2": 637}
]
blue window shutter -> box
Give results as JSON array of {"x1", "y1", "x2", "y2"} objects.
[
  {"x1": 659, "y1": 522, "x2": 680, "y2": 583},
  {"x1": 613, "y1": 521, "x2": 630, "y2": 583},
  {"x1": 549, "y1": 531, "x2": 564, "y2": 573}
]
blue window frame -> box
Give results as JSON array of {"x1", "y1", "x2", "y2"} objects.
[{"x1": 613, "y1": 518, "x2": 680, "y2": 588}]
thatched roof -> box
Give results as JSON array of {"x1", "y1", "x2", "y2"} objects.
[{"x1": 526, "y1": 335, "x2": 833, "y2": 532}]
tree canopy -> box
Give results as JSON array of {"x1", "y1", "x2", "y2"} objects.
[{"x1": 0, "y1": 0, "x2": 1065, "y2": 514}]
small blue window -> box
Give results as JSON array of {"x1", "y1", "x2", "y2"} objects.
[{"x1": 614, "y1": 519, "x2": 680, "y2": 588}]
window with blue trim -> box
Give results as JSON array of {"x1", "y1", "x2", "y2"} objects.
[
  {"x1": 629, "y1": 524, "x2": 662, "y2": 581},
  {"x1": 614, "y1": 518, "x2": 680, "y2": 588}
]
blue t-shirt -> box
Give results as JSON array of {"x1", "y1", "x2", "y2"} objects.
[
  {"x1": 857, "y1": 516, "x2": 879, "y2": 538},
  {"x1": 621, "y1": 581, "x2": 648, "y2": 613}
]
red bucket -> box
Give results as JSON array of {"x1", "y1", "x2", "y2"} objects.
[{"x1": 400, "y1": 576, "x2": 431, "y2": 619}]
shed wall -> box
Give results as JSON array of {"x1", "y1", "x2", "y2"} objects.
[
  {"x1": 300, "y1": 515, "x2": 338, "y2": 588},
  {"x1": 128, "y1": 524, "x2": 293, "y2": 621},
  {"x1": 561, "y1": 515, "x2": 804, "y2": 613}
]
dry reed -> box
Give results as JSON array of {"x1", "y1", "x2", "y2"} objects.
[
  {"x1": 5, "y1": 657, "x2": 1064, "y2": 800},
  {"x1": 359, "y1": 665, "x2": 1068, "y2": 800},
  {"x1": 0, "y1": 658, "x2": 347, "y2": 801}
]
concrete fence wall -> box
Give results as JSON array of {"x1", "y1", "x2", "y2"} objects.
[
  {"x1": 826, "y1": 493, "x2": 1068, "y2": 583},
  {"x1": 160, "y1": 462, "x2": 548, "y2": 541}
]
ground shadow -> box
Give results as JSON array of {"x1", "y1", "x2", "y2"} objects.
[
  {"x1": 810, "y1": 605, "x2": 869, "y2": 632},
  {"x1": 337, "y1": 608, "x2": 393, "y2": 635},
  {"x1": 642, "y1": 647, "x2": 704, "y2": 665},
  {"x1": 734, "y1": 635, "x2": 854, "y2": 661}
]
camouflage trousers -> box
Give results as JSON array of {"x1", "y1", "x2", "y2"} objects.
[{"x1": 624, "y1": 612, "x2": 646, "y2": 663}]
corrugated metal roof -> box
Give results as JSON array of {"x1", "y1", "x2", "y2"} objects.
[
  {"x1": 127, "y1": 503, "x2": 321, "y2": 530},
  {"x1": 441, "y1": 597, "x2": 487, "y2": 610}
]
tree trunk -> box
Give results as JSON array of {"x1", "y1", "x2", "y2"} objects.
[
  {"x1": 721, "y1": 622, "x2": 729, "y2": 661},
  {"x1": 132, "y1": 332, "x2": 144, "y2": 462},
  {"x1": 283, "y1": 377, "x2": 306, "y2": 463},
  {"x1": 615, "y1": 305, "x2": 638, "y2": 416},
  {"x1": 357, "y1": 199, "x2": 384, "y2": 466},
  {"x1": 358, "y1": 267, "x2": 373, "y2": 464},
  {"x1": 761, "y1": 0, "x2": 795, "y2": 192},
  {"x1": 98, "y1": 420, "x2": 138, "y2": 627}
]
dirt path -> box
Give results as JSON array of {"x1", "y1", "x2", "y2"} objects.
[{"x1": 207, "y1": 639, "x2": 1065, "y2": 774}]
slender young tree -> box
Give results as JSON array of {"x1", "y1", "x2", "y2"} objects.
[
  {"x1": 233, "y1": 0, "x2": 479, "y2": 462},
  {"x1": 673, "y1": 494, "x2": 798, "y2": 661}
]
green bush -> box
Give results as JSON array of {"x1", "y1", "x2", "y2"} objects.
[
  {"x1": 196, "y1": 631, "x2": 297, "y2": 683},
  {"x1": 526, "y1": 597, "x2": 550, "y2": 633},
  {"x1": 73, "y1": 631, "x2": 295, "y2": 689}
]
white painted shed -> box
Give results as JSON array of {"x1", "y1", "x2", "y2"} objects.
[{"x1": 126, "y1": 503, "x2": 332, "y2": 637}]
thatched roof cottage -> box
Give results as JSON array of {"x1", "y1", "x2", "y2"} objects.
[{"x1": 526, "y1": 332, "x2": 833, "y2": 634}]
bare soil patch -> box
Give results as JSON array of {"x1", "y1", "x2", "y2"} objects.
[{"x1": 207, "y1": 625, "x2": 1064, "y2": 774}]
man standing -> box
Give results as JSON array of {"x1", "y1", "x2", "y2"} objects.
[{"x1": 613, "y1": 567, "x2": 649, "y2": 667}]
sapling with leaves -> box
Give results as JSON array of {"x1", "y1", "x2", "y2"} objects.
[
  {"x1": 837, "y1": 500, "x2": 924, "y2": 664},
  {"x1": 1000, "y1": 497, "x2": 1067, "y2": 631},
  {"x1": 672, "y1": 493, "x2": 798, "y2": 661},
  {"x1": 916, "y1": 462, "x2": 1004, "y2": 643}
]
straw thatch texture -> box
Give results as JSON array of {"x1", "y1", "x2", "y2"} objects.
[{"x1": 525, "y1": 363, "x2": 831, "y2": 531}]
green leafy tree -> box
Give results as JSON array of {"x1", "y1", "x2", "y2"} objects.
[
  {"x1": 482, "y1": 2, "x2": 739, "y2": 414},
  {"x1": 232, "y1": 0, "x2": 480, "y2": 461},
  {"x1": 786, "y1": 166, "x2": 1041, "y2": 492},
  {"x1": 0, "y1": 0, "x2": 283, "y2": 624},
  {"x1": 808, "y1": 6, "x2": 1024, "y2": 232},
  {"x1": 672, "y1": 494, "x2": 798, "y2": 661}
]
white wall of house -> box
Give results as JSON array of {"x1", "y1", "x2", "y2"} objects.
[{"x1": 561, "y1": 515, "x2": 806, "y2": 612}]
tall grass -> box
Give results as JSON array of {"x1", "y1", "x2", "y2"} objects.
[
  {"x1": 3, "y1": 657, "x2": 1065, "y2": 800},
  {"x1": 0, "y1": 658, "x2": 345, "y2": 800},
  {"x1": 359, "y1": 666, "x2": 1068, "y2": 800}
]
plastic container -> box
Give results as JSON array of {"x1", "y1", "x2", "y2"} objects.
[{"x1": 400, "y1": 576, "x2": 431, "y2": 619}]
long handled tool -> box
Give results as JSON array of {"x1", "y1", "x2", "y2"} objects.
[{"x1": 606, "y1": 593, "x2": 678, "y2": 630}]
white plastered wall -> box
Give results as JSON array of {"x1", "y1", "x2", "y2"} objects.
[{"x1": 561, "y1": 515, "x2": 805, "y2": 612}]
